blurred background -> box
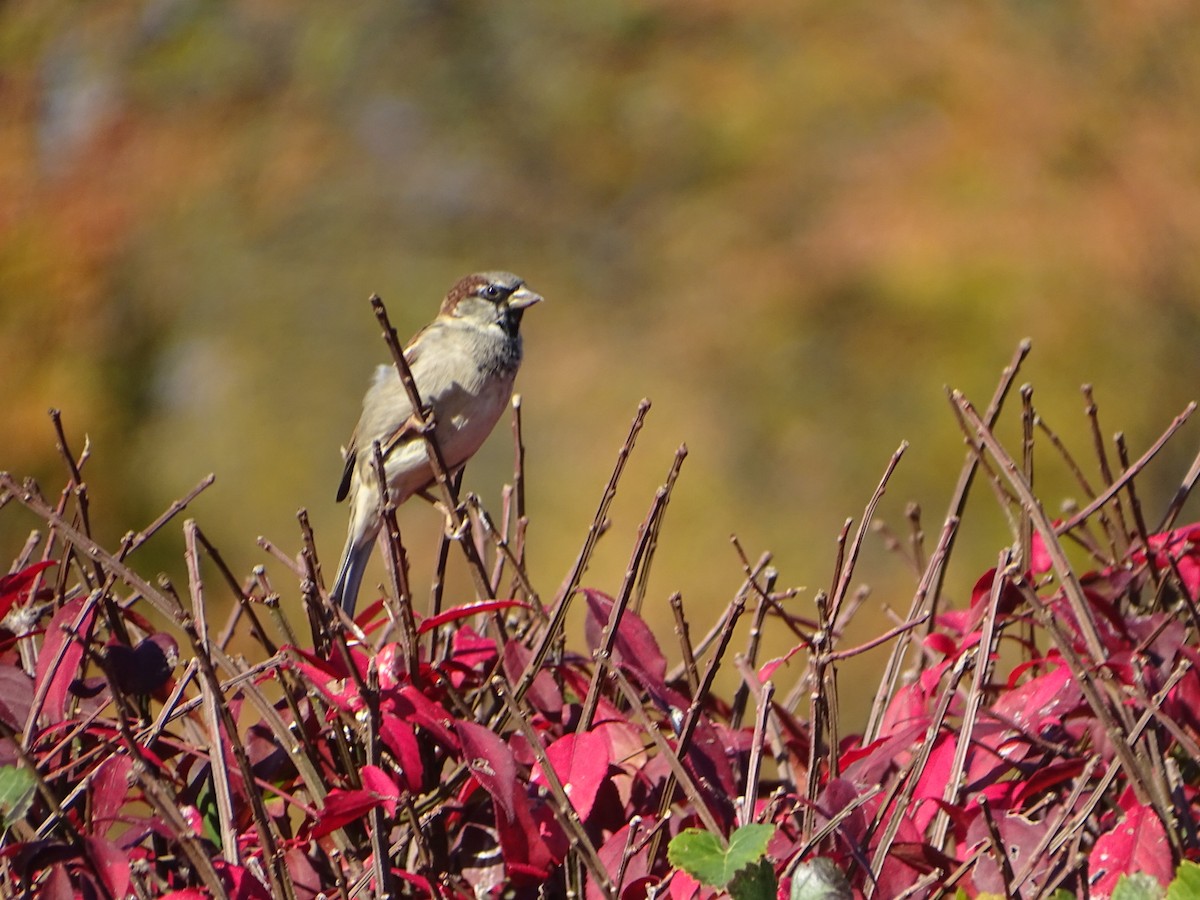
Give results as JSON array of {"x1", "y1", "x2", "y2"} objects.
[{"x1": 5, "y1": 1, "x2": 1200, "y2": 726}]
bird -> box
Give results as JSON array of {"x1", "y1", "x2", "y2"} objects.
[{"x1": 330, "y1": 271, "x2": 543, "y2": 615}]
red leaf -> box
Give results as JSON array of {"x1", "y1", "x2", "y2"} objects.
[
  {"x1": 214, "y1": 861, "x2": 273, "y2": 900},
  {"x1": 84, "y1": 836, "x2": 130, "y2": 899},
  {"x1": 91, "y1": 754, "x2": 133, "y2": 830},
  {"x1": 417, "y1": 599, "x2": 530, "y2": 635},
  {"x1": 911, "y1": 732, "x2": 956, "y2": 831},
  {"x1": 397, "y1": 685, "x2": 459, "y2": 751},
  {"x1": 456, "y1": 719, "x2": 557, "y2": 877},
  {"x1": 0, "y1": 560, "x2": 56, "y2": 618},
  {"x1": 503, "y1": 640, "x2": 563, "y2": 717},
  {"x1": 288, "y1": 645, "x2": 365, "y2": 714},
  {"x1": 668, "y1": 870, "x2": 704, "y2": 899},
  {"x1": 457, "y1": 720, "x2": 521, "y2": 819},
  {"x1": 35, "y1": 596, "x2": 94, "y2": 722},
  {"x1": 379, "y1": 716, "x2": 424, "y2": 794},
  {"x1": 532, "y1": 730, "x2": 609, "y2": 822},
  {"x1": 839, "y1": 721, "x2": 928, "y2": 786},
  {"x1": 589, "y1": 823, "x2": 653, "y2": 900},
  {"x1": 312, "y1": 788, "x2": 384, "y2": 838},
  {"x1": 1088, "y1": 805, "x2": 1172, "y2": 898},
  {"x1": 923, "y1": 632, "x2": 959, "y2": 658},
  {"x1": 582, "y1": 589, "x2": 667, "y2": 689}
]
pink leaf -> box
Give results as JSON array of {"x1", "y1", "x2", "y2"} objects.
[
  {"x1": 991, "y1": 662, "x2": 1079, "y2": 732},
  {"x1": 1029, "y1": 531, "x2": 1053, "y2": 574},
  {"x1": 457, "y1": 720, "x2": 521, "y2": 819},
  {"x1": 968, "y1": 811, "x2": 1050, "y2": 896},
  {"x1": 0, "y1": 666, "x2": 34, "y2": 731},
  {"x1": 360, "y1": 764, "x2": 401, "y2": 816},
  {"x1": 283, "y1": 848, "x2": 323, "y2": 900},
  {"x1": 1088, "y1": 805, "x2": 1172, "y2": 898}
]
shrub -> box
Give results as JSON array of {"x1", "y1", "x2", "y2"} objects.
[{"x1": 2, "y1": 340, "x2": 1199, "y2": 898}]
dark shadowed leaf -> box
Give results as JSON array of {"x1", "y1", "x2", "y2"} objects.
[
  {"x1": 728, "y1": 857, "x2": 776, "y2": 900},
  {"x1": 105, "y1": 633, "x2": 178, "y2": 695},
  {"x1": 588, "y1": 822, "x2": 653, "y2": 900},
  {"x1": 214, "y1": 861, "x2": 273, "y2": 899}
]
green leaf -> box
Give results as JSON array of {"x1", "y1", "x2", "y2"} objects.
[
  {"x1": 0, "y1": 766, "x2": 36, "y2": 834},
  {"x1": 1168, "y1": 861, "x2": 1200, "y2": 900},
  {"x1": 729, "y1": 858, "x2": 777, "y2": 900},
  {"x1": 789, "y1": 857, "x2": 852, "y2": 900},
  {"x1": 1113, "y1": 872, "x2": 1166, "y2": 900},
  {"x1": 668, "y1": 824, "x2": 776, "y2": 888}
]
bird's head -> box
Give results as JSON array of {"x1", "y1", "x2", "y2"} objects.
[{"x1": 440, "y1": 271, "x2": 543, "y2": 335}]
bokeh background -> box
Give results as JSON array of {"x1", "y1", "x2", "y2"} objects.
[{"x1": 6, "y1": 1, "x2": 1200, "y2": 726}]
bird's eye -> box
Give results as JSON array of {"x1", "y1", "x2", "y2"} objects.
[{"x1": 481, "y1": 284, "x2": 503, "y2": 301}]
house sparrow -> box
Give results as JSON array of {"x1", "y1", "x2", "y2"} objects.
[{"x1": 330, "y1": 271, "x2": 543, "y2": 615}]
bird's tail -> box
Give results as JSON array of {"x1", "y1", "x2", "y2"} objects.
[{"x1": 330, "y1": 530, "x2": 375, "y2": 617}]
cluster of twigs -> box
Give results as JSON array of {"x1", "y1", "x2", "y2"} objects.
[{"x1": 3, "y1": 327, "x2": 1200, "y2": 898}]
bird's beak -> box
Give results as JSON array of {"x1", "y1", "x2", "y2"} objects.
[{"x1": 507, "y1": 286, "x2": 544, "y2": 310}]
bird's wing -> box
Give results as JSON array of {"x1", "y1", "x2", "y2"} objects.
[
  {"x1": 335, "y1": 339, "x2": 431, "y2": 503},
  {"x1": 335, "y1": 442, "x2": 357, "y2": 502}
]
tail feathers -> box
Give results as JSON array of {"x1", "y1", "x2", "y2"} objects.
[{"x1": 331, "y1": 539, "x2": 374, "y2": 617}]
